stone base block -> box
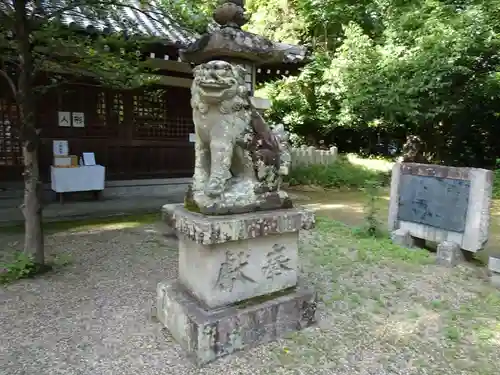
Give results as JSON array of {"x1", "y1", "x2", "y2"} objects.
[
  {"x1": 488, "y1": 255, "x2": 500, "y2": 288},
  {"x1": 436, "y1": 241, "x2": 464, "y2": 267},
  {"x1": 488, "y1": 254, "x2": 500, "y2": 273},
  {"x1": 391, "y1": 228, "x2": 425, "y2": 248},
  {"x1": 490, "y1": 273, "x2": 500, "y2": 288},
  {"x1": 156, "y1": 280, "x2": 317, "y2": 367},
  {"x1": 179, "y1": 232, "x2": 300, "y2": 309},
  {"x1": 163, "y1": 204, "x2": 315, "y2": 309}
]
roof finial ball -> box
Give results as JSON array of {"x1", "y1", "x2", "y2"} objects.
[{"x1": 213, "y1": 0, "x2": 248, "y2": 29}]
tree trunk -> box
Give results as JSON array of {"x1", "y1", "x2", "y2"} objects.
[
  {"x1": 22, "y1": 144, "x2": 44, "y2": 264},
  {"x1": 14, "y1": 0, "x2": 45, "y2": 265}
]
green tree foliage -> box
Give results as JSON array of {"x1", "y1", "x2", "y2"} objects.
[
  {"x1": 161, "y1": 0, "x2": 218, "y2": 33},
  {"x1": 262, "y1": 0, "x2": 500, "y2": 167},
  {"x1": 245, "y1": 0, "x2": 307, "y2": 44},
  {"x1": 294, "y1": 0, "x2": 382, "y2": 50}
]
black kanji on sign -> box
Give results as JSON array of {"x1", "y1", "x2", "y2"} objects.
[
  {"x1": 72, "y1": 113, "x2": 84, "y2": 126},
  {"x1": 397, "y1": 174, "x2": 471, "y2": 232}
]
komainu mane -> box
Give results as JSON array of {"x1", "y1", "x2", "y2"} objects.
[{"x1": 186, "y1": 60, "x2": 292, "y2": 215}]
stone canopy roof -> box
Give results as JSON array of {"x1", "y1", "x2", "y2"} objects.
[{"x1": 204, "y1": 24, "x2": 307, "y2": 64}]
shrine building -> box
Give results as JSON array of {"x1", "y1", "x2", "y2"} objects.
[{"x1": 0, "y1": 5, "x2": 306, "y2": 191}]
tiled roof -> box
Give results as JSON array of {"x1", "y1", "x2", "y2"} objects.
[
  {"x1": 274, "y1": 42, "x2": 308, "y2": 64},
  {"x1": 2, "y1": 0, "x2": 197, "y2": 46},
  {"x1": 1, "y1": 0, "x2": 306, "y2": 63}
]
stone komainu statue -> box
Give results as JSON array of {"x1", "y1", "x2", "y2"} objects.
[
  {"x1": 402, "y1": 135, "x2": 426, "y2": 163},
  {"x1": 186, "y1": 60, "x2": 292, "y2": 214}
]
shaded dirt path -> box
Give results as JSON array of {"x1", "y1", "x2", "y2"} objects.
[
  {"x1": 290, "y1": 187, "x2": 389, "y2": 227},
  {"x1": 290, "y1": 186, "x2": 500, "y2": 260}
]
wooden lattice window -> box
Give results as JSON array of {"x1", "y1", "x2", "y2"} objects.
[
  {"x1": 235, "y1": 63, "x2": 255, "y2": 95},
  {"x1": 96, "y1": 91, "x2": 107, "y2": 127},
  {"x1": 166, "y1": 116, "x2": 194, "y2": 138},
  {"x1": 0, "y1": 99, "x2": 21, "y2": 166},
  {"x1": 133, "y1": 89, "x2": 169, "y2": 138},
  {"x1": 91, "y1": 90, "x2": 123, "y2": 135},
  {"x1": 111, "y1": 93, "x2": 124, "y2": 124}
]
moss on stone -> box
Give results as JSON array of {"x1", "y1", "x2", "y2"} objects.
[
  {"x1": 183, "y1": 184, "x2": 202, "y2": 213},
  {"x1": 234, "y1": 286, "x2": 297, "y2": 309},
  {"x1": 184, "y1": 196, "x2": 202, "y2": 214}
]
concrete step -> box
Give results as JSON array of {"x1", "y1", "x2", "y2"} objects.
[{"x1": 0, "y1": 178, "x2": 190, "y2": 225}]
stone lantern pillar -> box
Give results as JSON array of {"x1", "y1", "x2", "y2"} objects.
[{"x1": 156, "y1": 0, "x2": 317, "y2": 366}]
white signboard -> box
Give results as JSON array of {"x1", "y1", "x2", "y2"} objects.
[
  {"x1": 58, "y1": 112, "x2": 71, "y2": 127},
  {"x1": 189, "y1": 133, "x2": 196, "y2": 143},
  {"x1": 54, "y1": 156, "x2": 72, "y2": 167},
  {"x1": 53, "y1": 140, "x2": 69, "y2": 156},
  {"x1": 82, "y1": 152, "x2": 96, "y2": 166},
  {"x1": 72, "y1": 112, "x2": 85, "y2": 128}
]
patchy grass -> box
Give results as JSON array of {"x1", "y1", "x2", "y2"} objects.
[
  {"x1": 312, "y1": 218, "x2": 433, "y2": 266},
  {"x1": 293, "y1": 188, "x2": 389, "y2": 228},
  {"x1": 0, "y1": 253, "x2": 53, "y2": 284},
  {"x1": 286, "y1": 154, "x2": 392, "y2": 189},
  {"x1": 270, "y1": 217, "x2": 499, "y2": 374},
  {"x1": 493, "y1": 169, "x2": 500, "y2": 199},
  {"x1": 1, "y1": 212, "x2": 499, "y2": 374},
  {"x1": 345, "y1": 153, "x2": 394, "y2": 172}
]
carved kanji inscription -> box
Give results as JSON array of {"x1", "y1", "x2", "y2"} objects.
[
  {"x1": 398, "y1": 174, "x2": 471, "y2": 232},
  {"x1": 262, "y1": 244, "x2": 293, "y2": 279},
  {"x1": 215, "y1": 250, "x2": 256, "y2": 292}
]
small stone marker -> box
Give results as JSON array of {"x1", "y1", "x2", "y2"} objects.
[
  {"x1": 488, "y1": 254, "x2": 500, "y2": 288},
  {"x1": 436, "y1": 241, "x2": 463, "y2": 267}
]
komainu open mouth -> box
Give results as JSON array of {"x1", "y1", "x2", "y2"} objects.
[{"x1": 199, "y1": 82, "x2": 231, "y2": 90}]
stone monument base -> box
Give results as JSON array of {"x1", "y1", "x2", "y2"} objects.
[
  {"x1": 185, "y1": 183, "x2": 293, "y2": 215},
  {"x1": 157, "y1": 280, "x2": 317, "y2": 366},
  {"x1": 436, "y1": 240, "x2": 464, "y2": 267}
]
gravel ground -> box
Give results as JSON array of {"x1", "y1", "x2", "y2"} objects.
[{"x1": 1, "y1": 219, "x2": 500, "y2": 375}]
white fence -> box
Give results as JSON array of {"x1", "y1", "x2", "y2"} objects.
[{"x1": 290, "y1": 146, "x2": 338, "y2": 168}]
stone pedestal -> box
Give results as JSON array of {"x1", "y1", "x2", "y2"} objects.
[
  {"x1": 391, "y1": 228, "x2": 413, "y2": 247},
  {"x1": 157, "y1": 204, "x2": 316, "y2": 366},
  {"x1": 157, "y1": 281, "x2": 316, "y2": 366},
  {"x1": 390, "y1": 228, "x2": 425, "y2": 249}
]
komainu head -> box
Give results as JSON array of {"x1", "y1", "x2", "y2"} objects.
[{"x1": 192, "y1": 60, "x2": 249, "y2": 105}]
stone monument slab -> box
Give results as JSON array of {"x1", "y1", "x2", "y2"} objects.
[
  {"x1": 398, "y1": 174, "x2": 470, "y2": 232},
  {"x1": 388, "y1": 162, "x2": 492, "y2": 255}
]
